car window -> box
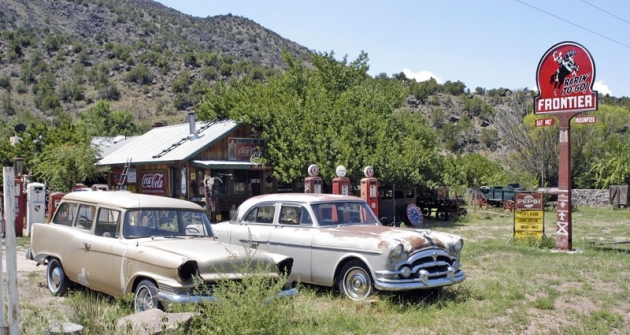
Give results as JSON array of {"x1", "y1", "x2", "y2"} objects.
[
  {"x1": 95, "y1": 208, "x2": 120, "y2": 238},
  {"x1": 123, "y1": 209, "x2": 212, "y2": 239},
  {"x1": 52, "y1": 202, "x2": 78, "y2": 226},
  {"x1": 243, "y1": 205, "x2": 275, "y2": 224},
  {"x1": 75, "y1": 204, "x2": 95, "y2": 231},
  {"x1": 279, "y1": 205, "x2": 301, "y2": 225},
  {"x1": 312, "y1": 202, "x2": 379, "y2": 226},
  {"x1": 299, "y1": 208, "x2": 313, "y2": 225}
]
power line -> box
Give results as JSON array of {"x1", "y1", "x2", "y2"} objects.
[
  {"x1": 514, "y1": 0, "x2": 630, "y2": 50},
  {"x1": 580, "y1": 0, "x2": 630, "y2": 26}
]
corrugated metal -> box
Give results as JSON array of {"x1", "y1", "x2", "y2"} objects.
[
  {"x1": 96, "y1": 119, "x2": 239, "y2": 166},
  {"x1": 92, "y1": 135, "x2": 139, "y2": 159}
]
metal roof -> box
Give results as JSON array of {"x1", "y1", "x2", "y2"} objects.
[
  {"x1": 92, "y1": 135, "x2": 139, "y2": 159},
  {"x1": 96, "y1": 118, "x2": 239, "y2": 166}
]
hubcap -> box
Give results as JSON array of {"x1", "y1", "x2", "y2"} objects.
[
  {"x1": 51, "y1": 266, "x2": 62, "y2": 289},
  {"x1": 136, "y1": 288, "x2": 154, "y2": 311},
  {"x1": 344, "y1": 268, "x2": 370, "y2": 300}
]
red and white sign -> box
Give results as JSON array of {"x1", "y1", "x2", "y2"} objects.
[
  {"x1": 228, "y1": 137, "x2": 265, "y2": 161},
  {"x1": 534, "y1": 41, "x2": 597, "y2": 114},
  {"x1": 141, "y1": 171, "x2": 166, "y2": 194},
  {"x1": 574, "y1": 115, "x2": 597, "y2": 124},
  {"x1": 535, "y1": 118, "x2": 555, "y2": 127}
]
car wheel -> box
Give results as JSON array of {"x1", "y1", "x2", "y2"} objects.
[
  {"x1": 337, "y1": 260, "x2": 373, "y2": 300},
  {"x1": 47, "y1": 258, "x2": 69, "y2": 296},
  {"x1": 135, "y1": 279, "x2": 159, "y2": 312}
]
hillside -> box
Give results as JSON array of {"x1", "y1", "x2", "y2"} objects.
[{"x1": 0, "y1": 0, "x2": 313, "y2": 128}]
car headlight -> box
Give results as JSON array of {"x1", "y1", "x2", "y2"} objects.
[
  {"x1": 178, "y1": 261, "x2": 199, "y2": 281},
  {"x1": 391, "y1": 243, "x2": 404, "y2": 258},
  {"x1": 452, "y1": 239, "x2": 464, "y2": 253}
]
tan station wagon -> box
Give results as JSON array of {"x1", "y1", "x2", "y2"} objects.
[{"x1": 27, "y1": 191, "x2": 297, "y2": 312}]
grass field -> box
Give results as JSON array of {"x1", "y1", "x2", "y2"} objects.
[{"x1": 18, "y1": 206, "x2": 630, "y2": 335}]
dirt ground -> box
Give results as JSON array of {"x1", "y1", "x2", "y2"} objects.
[{"x1": 2, "y1": 245, "x2": 69, "y2": 328}]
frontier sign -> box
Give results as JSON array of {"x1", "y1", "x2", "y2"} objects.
[
  {"x1": 533, "y1": 41, "x2": 597, "y2": 251},
  {"x1": 534, "y1": 41, "x2": 598, "y2": 114}
]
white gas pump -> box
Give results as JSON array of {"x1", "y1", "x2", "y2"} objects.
[{"x1": 26, "y1": 182, "x2": 46, "y2": 236}]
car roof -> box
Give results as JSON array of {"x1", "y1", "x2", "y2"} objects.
[
  {"x1": 61, "y1": 191, "x2": 203, "y2": 210},
  {"x1": 242, "y1": 193, "x2": 365, "y2": 205}
]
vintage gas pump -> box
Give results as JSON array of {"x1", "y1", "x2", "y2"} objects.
[
  {"x1": 304, "y1": 164, "x2": 323, "y2": 194},
  {"x1": 47, "y1": 191, "x2": 66, "y2": 222},
  {"x1": 26, "y1": 182, "x2": 46, "y2": 236},
  {"x1": 360, "y1": 166, "x2": 378, "y2": 215},
  {"x1": 332, "y1": 165, "x2": 350, "y2": 195},
  {"x1": 12, "y1": 158, "x2": 25, "y2": 237}
]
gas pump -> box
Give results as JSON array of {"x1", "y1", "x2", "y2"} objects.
[
  {"x1": 332, "y1": 165, "x2": 350, "y2": 195},
  {"x1": 13, "y1": 177, "x2": 25, "y2": 237},
  {"x1": 26, "y1": 182, "x2": 46, "y2": 236},
  {"x1": 304, "y1": 164, "x2": 323, "y2": 194},
  {"x1": 360, "y1": 166, "x2": 378, "y2": 215}
]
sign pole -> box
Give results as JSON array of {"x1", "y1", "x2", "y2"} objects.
[{"x1": 555, "y1": 113, "x2": 577, "y2": 250}]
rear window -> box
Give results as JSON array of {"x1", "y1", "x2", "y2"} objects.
[{"x1": 52, "y1": 202, "x2": 78, "y2": 227}]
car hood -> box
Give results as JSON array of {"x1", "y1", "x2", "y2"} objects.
[
  {"x1": 138, "y1": 237, "x2": 286, "y2": 274},
  {"x1": 319, "y1": 225, "x2": 461, "y2": 252}
]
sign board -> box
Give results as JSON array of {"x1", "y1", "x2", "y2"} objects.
[
  {"x1": 574, "y1": 115, "x2": 597, "y2": 124},
  {"x1": 513, "y1": 193, "x2": 544, "y2": 241},
  {"x1": 228, "y1": 137, "x2": 265, "y2": 161},
  {"x1": 535, "y1": 118, "x2": 555, "y2": 127},
  {"x1": 534, "y1": 41, "x2": 598, "y2": 114},
  {"x1": 141, "y1": 171, "x2": 166, "y2": 195}
]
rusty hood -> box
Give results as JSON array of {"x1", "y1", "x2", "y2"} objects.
[{"x1": 315, "y1": 225, "x2": 462, "y2": 254}]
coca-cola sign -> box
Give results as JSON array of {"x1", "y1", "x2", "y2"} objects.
[
  {"x1": 141, "y1": 171, "x2": 166, "y2": 194},
  {"x1": 228, "y1": 137, "x2": 265, "y2": 161}
]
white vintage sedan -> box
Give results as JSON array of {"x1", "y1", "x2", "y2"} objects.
[
  {"x1": 27, "y1": 191, "x2": 297, "y2": 312},
  {"x1": 211, "y1": 193, "x2": 465, "y2": 300}
]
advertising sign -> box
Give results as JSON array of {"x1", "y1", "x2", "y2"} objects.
[
  {"x1": 574, "y1": 115, "x2": 597, "y2": 124},
  {"x1": 535, "y1": 118, "x2": 555, "y2": 127},
  {"x1": 228, "y1": 137, "x2": 265, "y2": 161},
  {"x1": 534, "y1": 41, "x2": 597, "y2": 114},
  {"x1": 513, "y1": 193, "x2": 544, "y2": 242},
  {"x1": 141, "y1": 171, "x2": 166, "y2": 195}
]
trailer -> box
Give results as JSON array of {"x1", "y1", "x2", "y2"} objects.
[
  {"x1": 416, "y1": 186, "x2": 466, "y2": 220},
  {"x1": 378, "y1": 185, "x2": 466, "y2": 225},
  {"x1": 470, "y1": 183, "x2": 526, "y2": 210}
]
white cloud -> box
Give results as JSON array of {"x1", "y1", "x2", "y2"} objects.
[
  {"x1": 593, "y1": 81, "x2": 611, "y2": 96},
  {"x1": 402, "y1": 69, "x2": 442, "y2": 84}
]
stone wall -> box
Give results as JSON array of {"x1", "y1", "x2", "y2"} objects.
[{"x1": 571, "y1": 189, "x2": 609, "y2": 207}]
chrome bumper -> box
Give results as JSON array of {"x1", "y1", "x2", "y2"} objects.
[
  {"x1": 374, "y1": 270, "x2": 465, "y2": 291},
  {"x1": 157, "y1": 287, "x2": 299, "y2": 305}
]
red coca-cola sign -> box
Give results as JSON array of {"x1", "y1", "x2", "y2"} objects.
[{"x1": 141, "y1": 171, "x2": 165, "y2": 194}]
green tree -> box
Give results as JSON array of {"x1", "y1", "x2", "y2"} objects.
[{"x1": 198, "y1": 51, "x2": 443, "y2": 188}]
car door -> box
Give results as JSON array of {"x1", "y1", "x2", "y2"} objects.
[
  {"x1": 82, "y1": 207, "x2": 126, "y2": 296},
  {"x1": 227, "y1": 202, "x2": 276, "y2": 251},
  {"x1": 268, "y1": 204, "x2": 314, "y2": 283}
]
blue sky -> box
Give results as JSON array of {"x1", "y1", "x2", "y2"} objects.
[{"x1": 155, "y1": 0, "x2": 630, "y2": 98}]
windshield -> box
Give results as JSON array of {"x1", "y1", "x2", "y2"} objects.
[
  {"x1": 311, "y1": 202, "x2": 380, "y2": 227},
  {"x1": 123, "y1": 209, "x2": 213, "y2": 239}
]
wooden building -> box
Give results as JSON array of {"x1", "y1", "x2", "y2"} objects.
[{"x1": 96, "y1": 113, "x2": 279, "y2": 221}]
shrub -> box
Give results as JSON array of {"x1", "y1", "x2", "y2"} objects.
[{"x1": 175, "y1": 246, "x2": 295, "y2": 335}]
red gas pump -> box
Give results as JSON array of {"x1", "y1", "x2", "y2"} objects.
[
  {"x1": 332, "y1": 165, "x2": 350, "y2": 195},
  {"x1": 13, "y1": 178, "x2": 25, "y2": 237},
  {"x1": 360, "y1": 166, "x2": 378, "y2": 215},
  {"x1": 304, "y1": 164, "x2": 323, "y2": 194},
  {"x1": 47, "y1": 191, "x2": 66, "y2": 222}
]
